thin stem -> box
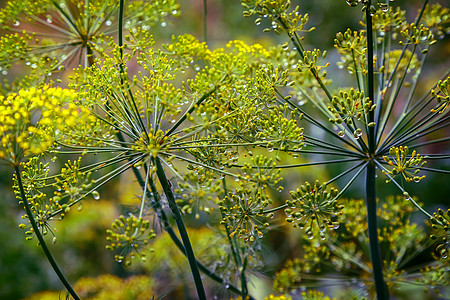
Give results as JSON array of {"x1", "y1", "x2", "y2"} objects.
[
  {"x1": 334, "y1": 161, "x2": 368, "y2": 199},
  {"x1": 154, "y1": 157, "x2": 207, "y2": 300},
  {"x1": 203, "y1": 0, "x2": 207, "y2": 44},
  {"x1": 366, "y1": 5, "x2": 375, "y2": 153},
  {"x1": 118, "y1": 0, "x2": 124, "y2": 59},
  {"x1": 14, "y1": 165, "x2": 80, "y2": 300}
]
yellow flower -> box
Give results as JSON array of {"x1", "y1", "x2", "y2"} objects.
[{"x1": 0, "y1": 85, "x2": 88, "y2": 164}]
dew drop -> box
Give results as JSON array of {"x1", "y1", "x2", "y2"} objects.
[
  {"x1": 225, "y1": 284, "x2": 230, "y2": 289},
  {"x1": 92, "y1": 190, "x2": 100, "y2": 200},
  {"x1": 171, "y1": 10, "x2": 178, "y2": 15},
  {"x1": 161, "y1": 22, "x2": 167, "y2": 27},
  {"x1": 105, "y1": 20, "x2": 112, "y2": 26},
  {"x1": 13, "y1": 20, "x2": 20, "y2": 26},
  {"x1": 338, "y1": 131, "x2": 345, "y2": 138},
  {"x1": 46, "y1": 18, "x2": 52, "y2": 24},
  {"x1": 2, "y1": 70, "x2": 7, "y2": 75},
  {"x1": 353, "y1": 129, "x2": 363, "y2": 139}
]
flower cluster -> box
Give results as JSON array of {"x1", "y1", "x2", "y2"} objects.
[
  {"x1": 14, "y1": 157, "x2": 59, "y2": 241},
  {"x1": 175, "y1": 167, "x2": 223, "y2": 219},
  {"x1": 328, "y1": 88, "x2": 376, "y2": 138},
  {"x1": 421, "y1": 3, "x2": 449, "y2": 38},
  {"x1": 430, "y1": 208, "x2": 450, "y2": 260},
  {"x1": 372, "y1": 6, "x2": 407, "y2": 40},
  {"x1": 0, "y1": 86, "x2": 88, "y2": 164},
  {"x1": 106, "y1": 214, "x2": 156, "y2": 265},
  {"x1": 334, "y1": 28, "x2": 367, "y2": 75},
  {"x1": 242, "y1": 0, "x2": 314, "y2": 36},
  {"x1": 219, "y1": 189, "x2": 272, "y2": 242},
  {"x1": 400, "y1": 23, "x2": 436, "y2": 46},
  {"x1": 431, "y1": 77, "x2": 450, "y2": 114},
  {"x1": 242, "y1": 155, "x2": 283, "y2": 190},
  {"x1": 260, "y1": 104, "x2": 304, "y2": 152},
  {"x1": 382, "y1": 146, "x2": 426, "y2": 183},
  {"x1": 285, "y1": 181, "x2": 342, "y2": 239},
  {"x1": 53, "y1": 158, "x2": 96, "y2": 212}
]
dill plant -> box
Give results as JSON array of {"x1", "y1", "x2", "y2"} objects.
[{"x1": 0, "y1": 0, "x2": 448, "y2": 300}]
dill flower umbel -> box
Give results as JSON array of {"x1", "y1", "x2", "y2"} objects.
[{"x1": 0, "y1": 85, "x2": 89, "y2": 164}]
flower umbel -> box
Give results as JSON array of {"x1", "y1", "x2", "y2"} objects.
[
  {"x1": 106, "y1": 214, "x2": 156, "y2": 265},
  {"x1": 382, "y1": 146, "x2": 427, "y2": 183},
  {"x1": 431, "y1": 77, "x2": 450, "y2": 114},
  {"x1": 285, "y1": 181, "x2": 342, "y2": 240},
  {"x1": 430, "y1": 208, "x2": 450, "y2": 259},
  {"x1": 0, "y1": 86, "x2": 86, "y2": 164}
]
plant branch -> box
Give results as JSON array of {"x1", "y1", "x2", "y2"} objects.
[
  {"x1": 14, "y1": 165, "x2": 80, "y2": 300},
  {"x1": 154, "y1": 157, "x2": 207, "y2": 300}
]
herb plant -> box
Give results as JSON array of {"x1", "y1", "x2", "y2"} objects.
[{"x1": 0, "y1": 0, "x2": 448, "y2": 299}]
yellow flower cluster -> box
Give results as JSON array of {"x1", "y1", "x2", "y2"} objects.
[
  {"x1": 0, "y1": 85, "x2": 88, "y2": 164},
  {"x1": 382, "y1": 146, "x2": 427, "y2": 183}
]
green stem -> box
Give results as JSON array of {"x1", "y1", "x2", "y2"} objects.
[
  {"x1": 365, "y1": 2, "x2": 389, "y2": 299},
  {"x1": 365, "y1": 162, "x2": 388, "y2": 299},
  {"x1": 14, "y1": 165, "x2": 80, "y2": 300},
  {"x1": 154, "y1": 157, "x2": 207, "y2": 300}
]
